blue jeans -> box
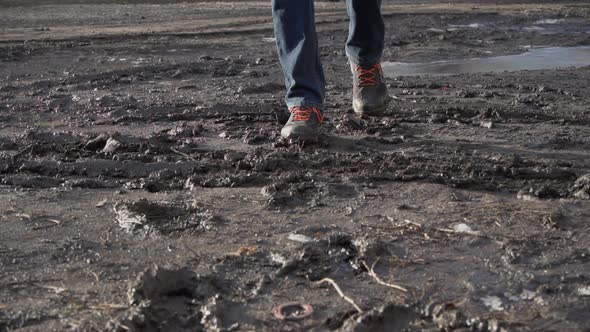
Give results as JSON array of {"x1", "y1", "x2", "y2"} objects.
[{"x1": 272, "y1": 0, "x2": 384, "y2": 109}]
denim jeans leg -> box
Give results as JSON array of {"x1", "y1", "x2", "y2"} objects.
[
  {"x1": 272, "y1": 0, "x2": 325, "y2": 109},
  {"x1": 346, "y1": 0, "x2": 385, "y2": 66}
]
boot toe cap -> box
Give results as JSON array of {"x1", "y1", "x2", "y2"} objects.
[{"x1": 281, "y1": 125, "x2": 319, "y2": 142}]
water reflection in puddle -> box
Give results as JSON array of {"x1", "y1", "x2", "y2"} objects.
[
  {"x1": 383, "y1": 46, "x2": 590, "y2": 77},
  {"x1": 441, "y1": 18, "x2": 590, "y2": 35}
]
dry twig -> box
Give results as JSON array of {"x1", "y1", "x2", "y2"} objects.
[
  {"x1": 32, "y1": 283, "x2": 67, "y2": 294},
  {"x1": 90, "y1": 303, "x2": 128, "y2": 311},
  {"x1": 315, "y1": 278, "x2": 363, "y2": 314},
  {"x1": 361, "y1": 259, "x2": 408, "y2": 293},
  {"x1": 32, "y1": 218, "x2": 64, "y2": 230},
  {"x1": 170, "y1": 148, "x2": 198, "y2": 162},
  {"x1": 387, "y1": 216, "x2": 488, "y2": 238}
]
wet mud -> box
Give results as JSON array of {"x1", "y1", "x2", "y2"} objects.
[{"x1": 1, "y1": 1, "x2": 590, "y2": 331}]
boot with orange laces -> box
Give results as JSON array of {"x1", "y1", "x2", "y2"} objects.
[
  {"x1": 280, "y1": 106, "x2": 323, "y2": 143},
  {"x1": 351, "y1": 63, "x2": 389, "y2": 117}
]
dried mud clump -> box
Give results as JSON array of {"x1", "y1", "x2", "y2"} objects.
[
  {"x1": 516, "y1": 185, "x2": 560, "y2": 201},
  {"x1": 113, "y1": 199, "x2": 215, "y2": 235},
  {"x1": 571, "y1": 174, "x2": 590, "y2": 199}
]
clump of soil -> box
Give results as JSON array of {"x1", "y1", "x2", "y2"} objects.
[{"x1": 571, "y1": 174, "x2": 590, "y2": 199}]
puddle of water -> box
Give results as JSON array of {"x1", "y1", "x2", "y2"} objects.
[
  {"x1": 442, "y1": 19, "x2": 589, "y2": 35},
  {"x1": 449, "y1": 23, "x2": 484, "y2": 29},
  {"x1": 383, "y1": 46, "x2": 590, "y2": 77},
  {"x1": 534, "y1": 19, "x2": 564, "y2": 25},
  {"x1": 523, "y1": 25, "x2": 590, "y2": 35}
]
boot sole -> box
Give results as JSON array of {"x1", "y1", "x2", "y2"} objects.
[
  {"x1": 281, "y1": 129, "x2": 320, "y2": 144},
  {"x1": 353, "y1": 99, "x2": 388, "y2": 117},
  {"x1": 282, "y1": 134, "x2": 319, "y2": 144}
]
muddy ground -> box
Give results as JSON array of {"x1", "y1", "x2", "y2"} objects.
[{"x1": 1, "y1": 1, "x2": 590, "y2": 331}]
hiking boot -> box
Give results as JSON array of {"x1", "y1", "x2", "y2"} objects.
[
  {"x1": 280, "y1": 106, "x2": 323, "y2": 143},
  {"x1": 351, "y1": 62, "x2": 389, "y2": 117}
]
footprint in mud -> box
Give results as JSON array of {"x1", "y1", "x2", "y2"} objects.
[
  {"x1": 113, "y1": 199, "x2": 220, "y2": 235},
  {"x1": 108, "y1": 266, "x2": 242, "y2": 332},
  {"x1": 338, "y1": 304, "x2": 418, "y2": 332}
]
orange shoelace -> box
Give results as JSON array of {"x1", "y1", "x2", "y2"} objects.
[
  {"x1": 289, "y1": 106, "x2": 323, "y2": 124},
  {"x1": 355, "y1": 63, "x2": 382, "y2": 86}
]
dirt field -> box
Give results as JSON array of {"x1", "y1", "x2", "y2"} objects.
[{"x1": 1, "y1": 1, "x2": 590, "y2": 331}]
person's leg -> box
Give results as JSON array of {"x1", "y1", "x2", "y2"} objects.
[
  {"x1": 346, "y1": 0, "x2": 388, "y2": 117},
  {"x1": 345, "y1": 0, "x2": 385, "y2": 66},
  {"x1": 272, "y1": 0, "x2": 325, "y2": 109},
  {"x1": 272, "y1": 0, "x2": 325, "y2": 142}
]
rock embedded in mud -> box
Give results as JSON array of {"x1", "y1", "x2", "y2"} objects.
[
  {"x1": 480, "y1": 120, "x2": 494, "y2": 129},
  {"x1": 102, "y1": 137, "x2": 122, "y2": 154},
  {"x1": 287, "y1": 233, "x2": 314, "y2": 243}
]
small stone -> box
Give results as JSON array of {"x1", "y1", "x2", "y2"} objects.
[
  {"x1": 102, "y1": 137, "x2": 121, "y2": 154},
  {"x1": 344, "y1": 206, "x2": 354, "y2": 216},
  {"x1": 481, "y1": 296, "x2": 504, "y2": 311},
  {"x1": 578, "y1": 286, "x2": 590, "y2": 296},
  {"x1": 453, "y1": 223, "x2": 479, "y2": 235},
  {"x1": 96, "y1": 199, "x2": 108, "y2": 208},
  {"x1": 287, "y1": 233, "x2": 314, "y2": 243},
  {"x1": 480, "y1": 120, "x2": 494, "y2": 129}
]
